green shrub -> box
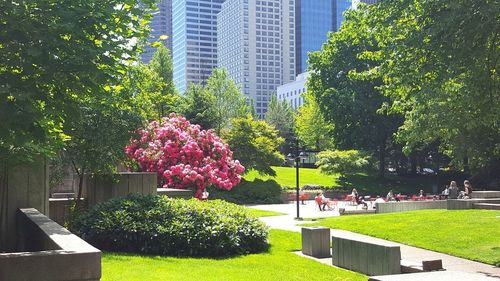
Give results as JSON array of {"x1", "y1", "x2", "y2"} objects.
[
  {"x1": 71, "y1": 194, "x2": 269, "y2": 257},
  {"x1": 208, "y1": 178, "x2": 283, "y2": 204}
]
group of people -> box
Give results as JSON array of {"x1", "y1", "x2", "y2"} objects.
[
  {"x1": 441, "y1": 180, "x2": 473, "y2": 199},
  {"x1": 314, "y1": 188, "x2": 369, "y2": 211}
]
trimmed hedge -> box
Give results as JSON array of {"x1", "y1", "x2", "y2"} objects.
[
  {"x1": 208, "y1": 178, "x2": 282, "y2": 204},
  {"x1": 71, "y1": 194, "x2": 269, "y2": 257}
]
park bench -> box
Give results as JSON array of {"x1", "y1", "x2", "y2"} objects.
[{"x1": 331, "y1": 235, "x2": 401, "y2": 276}]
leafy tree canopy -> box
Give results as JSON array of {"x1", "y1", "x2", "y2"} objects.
[
  {"x1": 295, "y1": 93, "x2": 335, "y2": 151},
  {"x1": 224, "y1": 114, "x2": 284, "y2": 176},
  {"x1": 179, "y1": 83, "x2": 218, "y2": 130},
  {"x1": 368, "y1": 0, "x2": 500, "y2": 170},
  {"x1": 265, "y1": 95, "x2": 295, "y2": 139},
  {"x1": 0, "y1": 0, "x2": 156, "y2": 164},
  {"x1": 149, "y1": 44, "x2": 178, "y2": 116},
  {"x1": 205, "y1": 68, "x2": 249, "y2": 134},
  {"x1": 316, "y1": 150, "x2": 370, "y2": 177},
  {"x1": 308, "y1": 6, "x2": 402, "y2": 177}
]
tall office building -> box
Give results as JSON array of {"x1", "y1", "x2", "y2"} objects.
[
  {"x1": 295, "y1": 0, "x2": 351, "y2": 73},
  {"x1": 334, "y1": 0, "x2": 352, "y2": 31},
  {"x1": 218, "y1": 0, "x2": 296, "y2": 118},
  {"x1": 142, "y1": 0, "x2": 172, "y2": 63},
  {"x1": 172, "y1": 0, "x2": 225, "y2": 93}
]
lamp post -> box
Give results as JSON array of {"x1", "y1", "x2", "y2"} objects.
[{"x1": 288, "y1": 138, "x2": 307, "y2": 220}]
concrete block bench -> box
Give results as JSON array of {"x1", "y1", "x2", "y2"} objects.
[
  {"x1": 332, "y1": 235, "x2": 401, "y2": 276},
  {"x1": 301, "y1": 227, "x2": 331, "y2": 258},
  {"x1": 0, "y1": 208, "x2": 101, "y2": 281}
]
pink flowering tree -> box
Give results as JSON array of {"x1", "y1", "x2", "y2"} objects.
[{"x1": 125, "y1": 113, "x2": 245, "y2": 198}]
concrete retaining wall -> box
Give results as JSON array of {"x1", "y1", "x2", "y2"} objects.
[
  {"x1": 332, "y1": 235, "x2": 401, "y2": 276},
  {"x1": 376, "y1": 201, "x2": 447, "y2": 214},
  {"x1": 447, "y1": 198, "x2": 500, "y2": 210},
  {"x1": 471, "y1": 191, "x2": 500, "y2": 199},
  {"x1": 0, "y1": 159, "x2": 49, "y2": 252},
  {"x1": 0, "y1": 208, "x2": 101, "y2": 281},
  {"x1": 85, "y1": 172, "x2": 157, "y2": 207}
]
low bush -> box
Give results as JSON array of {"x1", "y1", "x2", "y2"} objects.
[
  {"x1": 208, "y1": 178, "x2": 282, "y2": 204},
  {"x1": 71, "y1": 194, "x2": 269, "y2": 257}
]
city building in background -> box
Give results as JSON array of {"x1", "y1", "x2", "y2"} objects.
[
  {"x1": 218, "y1": 0, "x2": 296, "y2": 119},
  {"x1": 172, "y1": 0, "x2": 225, "y2": 93},
  {"x1": 277, "y1": 72, "x2": 308, "y2": 110},
  {"x1": 142, "y1": 0, "x2": 172, "y2": 63},
  {"x1": 333, "y1": 0, "x2": 352, "y2": 31},
  {"x1": 295, "y1": 0, "x2": 351, "y2": 73}
]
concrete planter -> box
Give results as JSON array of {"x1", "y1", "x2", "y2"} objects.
[
  {"x1": 301, "y1": 227, "x2": 330, "y2": 258},
  {"x1": 0, "y1": 159, "x2": 49, "y2": 252},
  {"x1": 0, "y1": 208, "x2": 101, "y2": 281}
]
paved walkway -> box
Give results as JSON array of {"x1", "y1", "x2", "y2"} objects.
[{"x1": 248, "y1": 201, "x2": 500, "y2": 279}]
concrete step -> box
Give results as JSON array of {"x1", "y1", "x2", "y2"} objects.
[
  {"x1": 50, "y1": 192, "x2": 75, "y2": 198},
  {"x1": 471, "y1": 191, "x2": 500, "y2": 199},
  {"x1": 473, "y1": 203, "x2": 500, "y2": 210},
  {"x1": 400, "y1": 260, "x2": 423, "y2": 273}
]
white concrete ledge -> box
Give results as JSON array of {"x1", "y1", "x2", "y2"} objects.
[
  {"x1": 376, "y1": 201, "x2": 447, "y2": 213},
  {"x1": 0, "y1": 208, "x2": 101, "y2": 281}
]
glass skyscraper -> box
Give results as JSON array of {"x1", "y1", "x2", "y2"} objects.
[
  {"x1": 142, "y1": 0, "x2": 172, "y2": 63},
  {"x1": 334, "y1": 0, "x2": 352, "y2": 31},
  {"x1": 295, "y1": 0, "x2": 351, "y2": 73},
  {"x1": 172, "y1": 0, "x2": 225, "y2": 93},
  {"x1": 218, "y1": 0, "x2": 296, "y2": 119}
]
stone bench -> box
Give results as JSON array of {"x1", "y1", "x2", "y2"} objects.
[
  {"x1": 332, "y1": 235, "x2": 401, "y2": 276},
  {"x1": 0, "y1": 208, "x2": 101, "y2": 281},
  {"x1": 301, "y1": 227, "x2": 330, "y2": 258},
  {"x1": 471, "y1": 191, "x2": 500, "y2": 199},
  {"x1": 376, "y1": 200, "x2": 447, "y2": 214}
]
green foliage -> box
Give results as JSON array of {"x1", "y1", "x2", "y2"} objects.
[
  {"x1": 71, "y1": 194, "x2": 269, "y2": 257},
  {"x1": 316, "y1": 150, "x2": 370, "y2": 177},
  {"x1": 122, "y1": 64, "x2": 175, "y2": 120},
  {"x1": 208, "y1": 179, "x2": 283, "y2": 204},
  {"x1": 149, "y1": 45, "x2": 178, "y2": 116},
  {"x1": 265, "y1": 95, "x2": 295, "y2": 139},
  {"x1": 367, "y1": 0, "x2": 500, "y2": 170},
  {"x1": 64, "y1": 100, "x2": 141, "y2": 179},
  {"x1": 0, "y1": 0, "x2": 156, "y2": 164},
  {"x1": 308, "y1": 6, "x2": 402, "y2": 177},
  {"x1": 310, "y1": 210, "x2": 500, "y2": 266},
  {"x1": 224, "y1": 114, "x2": 284, "y2": 176},
  {"x1": 295, "y1": 93, "x2": 335, "y2": 150},
  {"x1": 206, "y1": 68, "x2": 248, "y2": 134},
  {"x1": 179, "y1": 83, "x2": 218, "y2": 129}
]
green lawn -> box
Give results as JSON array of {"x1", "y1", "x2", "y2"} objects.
[
  {"x1": 308, "y1": 209, "x2": 500, "y2": 266},
  {"x1": 244, "y1": 166, "x2": 339, "y2": 188},
  {"x1": 102, "y1": 230, "x2": 366, "y2": 281},
  {"x1": 245, "y1": 166, "x2": 437, "y2": 196}
]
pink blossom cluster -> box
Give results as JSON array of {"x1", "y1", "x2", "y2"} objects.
[{"x1": 125, "y1": 113, "x2": 244, "y2": 197}]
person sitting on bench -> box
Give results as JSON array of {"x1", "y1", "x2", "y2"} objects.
[{"x1": 315, "y1": 192, "x2": 336, "y2": 211}]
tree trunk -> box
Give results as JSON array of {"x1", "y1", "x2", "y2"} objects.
[
  {"x1": 410, "y1": 151, "x2": 417, "y2": 176},
  {"x1": 378, "y1": 138, "x2": 386, "y2": 178},
  {"x1": 0, "y1": 164, "x2": 7, "y2": 250},
  {"x1": 463, "y1": 156, "x2": 470, "y2": 176}
]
